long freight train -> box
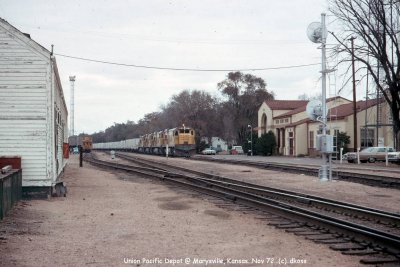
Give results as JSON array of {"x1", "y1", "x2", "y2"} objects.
[{"x1": 93, "y1": 125, "x2": 196, "y2": 157}]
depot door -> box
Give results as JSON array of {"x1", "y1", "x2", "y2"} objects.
[{"x1": 289, "y1": 132, "x2": 294, "y2": 156}]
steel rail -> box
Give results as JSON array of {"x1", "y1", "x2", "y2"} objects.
[
  {"x1": 191, "y1": 156, "x2": 400, "y2": 189},
  {"x1": 184, "y1": 176, "x2": 400, "y2": 252},
  {"x1": 115, "y1": 152, "x2": 400, "y2": 222}
]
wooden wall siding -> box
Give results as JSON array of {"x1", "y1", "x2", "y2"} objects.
[
  {"x1": 52, "y1": 63, "x2": 68, "y2": 177},
  {"x1": 0, "y1": 25, "x2": 51, "y2": 187}
]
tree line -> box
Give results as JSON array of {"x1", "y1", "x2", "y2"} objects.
[{"x1": 91, "y1": 71, "x2": 275, "y2": 151}]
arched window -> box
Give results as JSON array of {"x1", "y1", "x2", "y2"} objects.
[{"x1": 261, "y1": 113, "x2": 267, "y2": 134}]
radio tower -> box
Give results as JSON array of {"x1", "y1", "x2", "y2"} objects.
[{"x1": 69, "y1": 76, "x2": 76, "y2": 137}]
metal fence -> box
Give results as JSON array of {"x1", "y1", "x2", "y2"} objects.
[{"x1": 0, "y1": 169, "x2": 22, "y2": 220}]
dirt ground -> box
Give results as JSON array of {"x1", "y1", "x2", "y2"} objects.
[{"x1": 0, "y1": 154, "x2": 368, "y2": 267}]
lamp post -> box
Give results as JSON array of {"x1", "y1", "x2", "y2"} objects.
[{"x1": 248, "y1": 124, "x2": 253, "y2": 156}]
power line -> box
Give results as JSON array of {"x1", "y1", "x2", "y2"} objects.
[
  {"x1": 54, "y1": 53, "x2": 320, "y2": 72},
  {"x1": 19, "y1": 22, "x2": 310, "y2": 46}
]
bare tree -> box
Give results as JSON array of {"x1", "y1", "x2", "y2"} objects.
[
  {"x1": 297, "y1": 93, "x2": 309, "y2": 100},
  {"x1": 161, "y1": 89, "x2": 220, "y2": 143},
  {"x1": 329, "y1": 0, "x2": 400, "y2": 147},
  {"x1": 297, "y1": 93, "x2": 322, "y2": 100},
  {"x1": 218, "y1": 71, "x2": 274, "y2": 145}
]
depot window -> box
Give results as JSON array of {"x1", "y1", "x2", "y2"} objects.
[
  {"x1": 309, "y1": 131, "x2": 314, "y2": 148},
  {"x1": 360, "y1": 128, "x2": 374, "y2": 147}
]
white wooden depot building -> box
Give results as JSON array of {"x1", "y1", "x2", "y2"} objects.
[{"x1": 0, "y1": 17, "x2": 68, "y2": 193}]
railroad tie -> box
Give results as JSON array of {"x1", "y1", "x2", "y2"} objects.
[
  {"x1": 360, "y1": 256, "x2": 400, "y2": 265},
  {"x1": 330, "y1": 243, "x2": 366, "y2": 251},
  {"x1": 306, "y1": 234, "x2": 337, "y2": 241},
  {"x1": 292, "y1": 231, "x2": 326, "y2": 236},
  {"x1": 314, "y1": 238, "x2": 349, "y2": 244},
  {"x1": 285, "y1": 228, "x2": 313, "y2": 233},
  {"x1": 342, "y1": 249, "x2": 378, "y2": 256},
  {"x1": 275, "y1": 224, "x2": 304, "y2": 229},
  {"x1": 267, "y1": 221, "x2": 293, "y2": 226}
]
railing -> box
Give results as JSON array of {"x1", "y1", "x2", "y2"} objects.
[{"x1": 0, "y1": 168, "x2": 22, "y2": 220}]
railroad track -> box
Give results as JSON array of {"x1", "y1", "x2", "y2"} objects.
[
  {"x1": 115, "y1": 152, "x2": 400, "y2": 233},
  {"x1": 191, "y1": 156, "x2": 400, "y2": 189},
  {"x1": 85, "y1": 152, "x2": 400, "y2": 265}
]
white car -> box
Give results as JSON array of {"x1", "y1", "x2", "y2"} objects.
[
  {"x1": 201, "y1": 148, "x2": 216, "y2": 155},
  {"x1": 345, "y1": 147, "x2": 400, "y2": 163},
  {"x1": 231, "y1": 146, "x2": 244, "y2": 155}
]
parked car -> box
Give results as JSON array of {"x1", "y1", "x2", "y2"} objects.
[
  {"x1": 201, "y1": 148, "x2": 216, "y2": 155},
  {"x1": 345, "y1": 147, "x2": 400, "y2": 163},
  {"x1": 231, "y1": 146, "x2": 244, "y2": 155}
]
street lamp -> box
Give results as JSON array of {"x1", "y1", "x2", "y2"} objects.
[{"x1": 248, "y1": 124, "x2": 253, "y2": 156}]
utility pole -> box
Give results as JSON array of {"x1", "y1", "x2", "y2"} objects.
[
  {"x1": 350, "y1": 37, "x2": 358, "y2": 152},
  {"x1": 307, "y1": 13, "x2": 334, "y2": 181},
  {"x1": 248, "y1": 125, "x2": 253, "y2": 156},
  {"x1": 69, "y1": 76, "x2": 76, "y2": 137},
  {"x1": 321, "y1": 13, "x2": 329, "y2": 181}
]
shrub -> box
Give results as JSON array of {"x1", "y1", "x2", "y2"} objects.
[
  {"x1": 255, "y1": 131, "x2": 277, "y2": 156},
  {"x1": 337, "y1": 131, "x2": 351, "y2": 154}
]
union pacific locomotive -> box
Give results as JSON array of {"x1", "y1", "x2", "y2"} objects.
[
  {"x1": 138, "y1": 125, "x2": 196, "y2": 156},
  {"x1": 92, "y1": 125, "x2": 196, "y2": 157},
  {"x1": 68, "y1": 135, "x2": 93, "y2": 153},
  {"x1": 81, "y1": 136, "x2": 93, "y2": 153}
]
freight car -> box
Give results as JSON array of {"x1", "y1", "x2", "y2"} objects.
[
  {"x1": 69, "y1": 135, "x2": 93, "y2": 153},
  {"x1": 93, "y1": 125, "x2": 196, "y2": 157},
  {"x1": 81, "y1": 136, "x2": 93, "y2": 153},
  {"x1": 92, "y1": 138, "x2": 140, "y2": 152}
]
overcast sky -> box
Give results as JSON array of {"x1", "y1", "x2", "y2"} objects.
[{"x1": 0, "y1": 0, "x2": 359, "y2": 134}]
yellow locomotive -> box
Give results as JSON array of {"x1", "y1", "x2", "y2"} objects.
[
  {"x1": 81, "y1": 136, "x2": 93, "y2": 153},
  {"x1": 68, "y1": 135, "x2": 92, "y2": 153},
  {"x1": 138, "y1": 125, "x2": 195, "y2": 156}
]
